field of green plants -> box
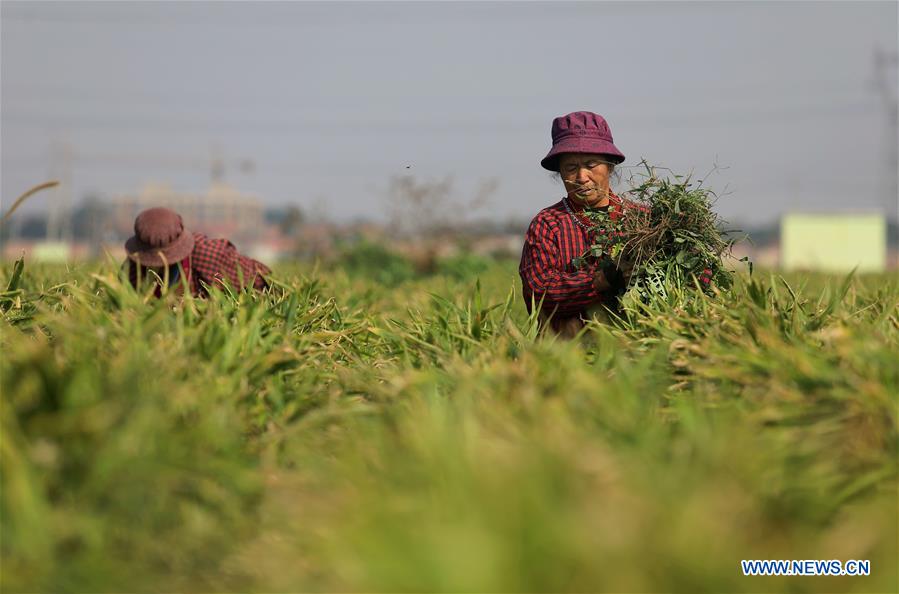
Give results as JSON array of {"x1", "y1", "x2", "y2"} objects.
[{"x1": 2, "y1": 252, "x2": 897, "y2": 593}]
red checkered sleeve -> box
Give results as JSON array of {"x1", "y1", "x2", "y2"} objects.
[
  {"x1": 519, "y1": 209, "x2": 603, "y2": 317},
  {"x1": 189, "y1": 233, "x2": 271, "y2": 295}
]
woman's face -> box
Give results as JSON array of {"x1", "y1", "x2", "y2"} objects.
[{"x1": 558, "y1": 153, "x2": 613, "y2": 208}]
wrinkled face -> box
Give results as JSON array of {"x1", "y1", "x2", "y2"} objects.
[{"x1": 558, "y1": 153, "x2": 614, "y2": 208}]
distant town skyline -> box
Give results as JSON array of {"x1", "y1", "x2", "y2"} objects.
[{"x1": 2, "y1": 1, "x2": 897, "y2": 226}]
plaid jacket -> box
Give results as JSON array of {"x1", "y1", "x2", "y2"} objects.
[
  {"x1": 129, "y1": 232, "x2": 271, "y2": 297},
  {"x1": 519, "y1": 194, "x2": 625, "y2": 329}
]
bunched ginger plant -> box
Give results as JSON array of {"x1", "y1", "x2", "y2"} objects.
[{"x1": 574, "y1": 160, "x2": 747, "y2": 305}]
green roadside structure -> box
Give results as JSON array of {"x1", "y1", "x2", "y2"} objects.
[
  {"x1": 32, "y1": 241, "x2": 71, "y2": 263},
  {"x1": 781, "y1": 213, "x2": 887, "y2": 272}
]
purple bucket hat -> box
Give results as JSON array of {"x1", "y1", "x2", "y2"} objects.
[{"x1": 540, "y1": 111, "x2": 625, "y2": 171}]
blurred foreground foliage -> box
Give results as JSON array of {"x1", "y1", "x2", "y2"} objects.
[{"x1": 1, "y1": 256, "x2": 897, "y2": 593}]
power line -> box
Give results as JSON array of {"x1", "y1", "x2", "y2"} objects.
[
  {"x1": 0, "y1": 3, "x2": 676, "y2": 28},
  {"x1": 0, "y1": 102, "x2": 878, "y2": 135}
]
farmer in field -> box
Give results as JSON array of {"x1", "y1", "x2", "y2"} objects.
[
  {"x1": 519, "y1": 111, "x2": 635, "y2": 337},
  {"x1": 124, "y1": 207, "x2": 270, "y2": 297}
]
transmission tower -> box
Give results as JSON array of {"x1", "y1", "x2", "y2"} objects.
[
  {"x1": 873, "y1": 45, "x2": 898, "y2": 221},
  {"x1": 45, "y1": 141, "x2": 74, "y2": 243}
]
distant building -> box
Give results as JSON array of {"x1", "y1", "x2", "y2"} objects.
[
  {"x1": 107, "y1": 182, "x2": 264, "y2": 247},
  {"x1": 781, "y1": 213, "x2": 887, "y2": 272}
]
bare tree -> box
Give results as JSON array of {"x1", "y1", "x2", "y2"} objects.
[{"x1": 385, "y1": 175, "x2": 498, "y2": 240}]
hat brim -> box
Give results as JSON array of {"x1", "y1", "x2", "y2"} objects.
[
  {"x1": 125, "y1": 231, "x2": 194, "y2": 268},
  {"x1": 541, "y1": 137, "x2": 625, "y2": 171}
]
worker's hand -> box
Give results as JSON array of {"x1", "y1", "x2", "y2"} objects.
[
  {"x1": 617, "y1": 256, "x2": 636, "y2": 283},
  {"x1": 593, "y1": 257, "x2": 635, "y2": 293},
  {"x1": 592, "y1": 266, "x2": 613, "y2": 291}
]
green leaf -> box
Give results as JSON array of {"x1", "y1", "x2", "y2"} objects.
[{"x1": 6, "y1": 256, "x2": 24, "y2": 292}]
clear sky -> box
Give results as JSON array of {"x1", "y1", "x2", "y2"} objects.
[{"x1": 2, "y1": 0, "x2": 897, "y2": 226}]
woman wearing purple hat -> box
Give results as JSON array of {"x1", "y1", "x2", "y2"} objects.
[
  {"x1": 519, "y1": 111, "x2": 635, "y2": 337},
  {"x1": 124, "y1": 207, "x2": 271, "y2": 297}
]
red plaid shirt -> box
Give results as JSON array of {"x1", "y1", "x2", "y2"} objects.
[
  {"x1": 129, "y1": 232, "x2": 271, "y2": 297},
  {"x1": 519, "y1": 194, "x2": 625, "y2": 328}
]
